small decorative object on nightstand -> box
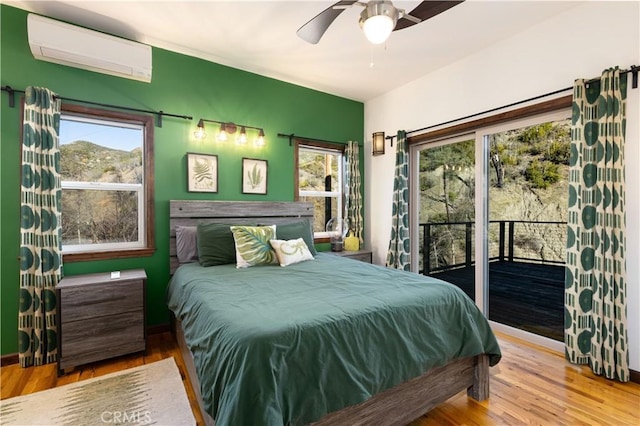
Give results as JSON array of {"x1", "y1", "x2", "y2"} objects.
[
  {"x1": 328, "y1": 249, "x2": 372, "y2": 264},
  {"x1": 344, "y1": 230, "x2": 360, "y2": 251},
  {"x1": 326, "y1": 217, "x2": 347, "y2": 252},
  {"x1": 57, "y1": 269, "x2": 147, "y2": 375}
]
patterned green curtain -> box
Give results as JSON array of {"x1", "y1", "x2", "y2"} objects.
[
  {"x1": 565, "y1": 68, "x2": 628, "y2": 382},
  {"x1": 19, "y1": 86, "x2": 62, "y2": 367},
  {"x1": 345, "y1": 141, "x2": 363, "y2": 245},
  {"x1": 386, "y1": 130, "x2": 410, "y2": 270}
]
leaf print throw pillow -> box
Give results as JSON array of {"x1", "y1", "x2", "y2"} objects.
[
  {"x1": 230, "y1": 225, "x2": 278, "y2": 268},
  {"x1": 269, "y1": 238, "x2": 314, "y2": 267}
]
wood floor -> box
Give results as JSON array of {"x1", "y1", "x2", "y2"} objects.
[
  {"x1": 2, "y1": 331, "x2": 638, "y2": 425},
  {"x1": 413, "y1": 333, "x2": 640, "y2": 426}
]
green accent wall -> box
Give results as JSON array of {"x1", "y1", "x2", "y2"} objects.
[{"x1": 0, "y1": 5, "x2": 364, "y2": 356}]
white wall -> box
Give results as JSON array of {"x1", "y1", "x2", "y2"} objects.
[{"x1": 364, "y1": 1, "x2": 640, "y2": 370}]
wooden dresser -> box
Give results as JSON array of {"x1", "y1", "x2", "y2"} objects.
[
  {"x1": 57, "y1": 269, "x2": 146, "y2": 375},
  {"x1": 328, "y1": 249, "x2": 373, "y2": 263}
]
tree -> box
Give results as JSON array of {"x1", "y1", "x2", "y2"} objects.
[
  {"x1": 417, "y1": 120, "x2": 571, "y2": 272},
  {"x1": 61, "y1": 141, "x2": 141, "y2": 246},
  {"x1": 419, "y1": 139, "x2": 475, "y2": 270}
]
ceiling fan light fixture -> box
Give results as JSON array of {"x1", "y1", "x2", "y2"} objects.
[
  {"x1": 361, "y1": 15, "x2": 394, "y2": 44},
  {"x1": 360, "y1": 1, "x2": 398, "y2": 44}
]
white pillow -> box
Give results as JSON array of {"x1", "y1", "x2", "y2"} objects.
[{"x1": 269, "y1": 238, "x2": 314, "y2": 267}]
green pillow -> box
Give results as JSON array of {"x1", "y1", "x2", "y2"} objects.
[
  {"x1": 230, "y1": 225, "x2": 278, "y2": 268},
  {"x1": 196, "y1": 223, "x2": 237, "y2": 267},
  {"x1": 275, "y1": 219, "x2": 317, "y2": 256}
]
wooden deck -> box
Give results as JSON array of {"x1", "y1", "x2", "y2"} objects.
[{"x1": 430, "y1": 261, "x2": 565, "y2": 341}]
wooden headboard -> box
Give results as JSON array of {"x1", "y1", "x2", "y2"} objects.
[{"x1": 169, "y1": 200, "x2": 314, "y2": 274}]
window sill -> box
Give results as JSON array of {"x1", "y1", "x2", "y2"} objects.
[{"x1": 63, "y1": 247, "x2": 156, "y2": 263}]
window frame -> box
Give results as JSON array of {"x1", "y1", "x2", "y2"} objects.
[
  {"x1": 294, "y1": 139, "x2": 345, "y2": 242},
  {"x1": 60, "y1": 104, "x2": 155, "y2": 262}
]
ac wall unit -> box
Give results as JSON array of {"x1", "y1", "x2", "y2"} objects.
[{"x1": 27, "y1": 14, "x2": 152, "y2": 83}]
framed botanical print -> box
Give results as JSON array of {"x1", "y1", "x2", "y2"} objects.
[
  {"x1": 242, "y1": 158, "x2": 267, "y2": 195},
  {"x1": 187, "y1": 153, "x2": 218, "y2": 193}
]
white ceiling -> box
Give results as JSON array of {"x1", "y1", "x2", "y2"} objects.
[{"x1": 3, "y1": 0, "x2": 582, "y2": 102}]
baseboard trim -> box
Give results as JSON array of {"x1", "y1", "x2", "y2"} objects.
[
  {"x1": 630, "y1": 369, "x2": 639, "y2": 384},
  {"x1": 147, "y1": 323, "x2": 171, "y2": 335},
  {"x1": 0, "y1": 353, "x2": 18, "y2": 367},
  {"x1": 1, "y1": 323, "x2": 172, "y2": 367}
]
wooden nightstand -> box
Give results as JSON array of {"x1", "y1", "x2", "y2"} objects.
[
  {"x1": 57, "y1": 269, "x2": 147, "y2": 375},
  {"x1": 328, "y1": 250, "x2": 373, "y2": 263}
]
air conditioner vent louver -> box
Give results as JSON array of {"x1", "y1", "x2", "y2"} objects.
[{"x1": 27, "y1": 14, "x2": 152, "y2": 83}]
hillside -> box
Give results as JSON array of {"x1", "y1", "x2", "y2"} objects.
[
  {"x1": 418, "y1": 121, "x2": 571, "y2": 268},
  {"x1": 60, "y1": 141, "x2": 141, "y2": 246},
  {"x1": 61, "y1": 141, "x2": 142, "y2": 183}
]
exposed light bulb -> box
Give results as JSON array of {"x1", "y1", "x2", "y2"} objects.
[
  {"x1": 194, "y1": 128, "x2": 206, "y2": 139},
  {"x1": 255, "y1": 129, "x2": 265, "y2": 147},
  {"x1": 217, "y1": 123, "x2": 228, "y2": 142},
  {"x1": 237, "y1": 126, "x2": 247, "y2": 144},
  {"x1": 194, "y1": 120, "x2": 206, "y2": 139}
]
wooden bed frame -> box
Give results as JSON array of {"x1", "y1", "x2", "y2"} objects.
[{"x1": 168, "y1": 200, "x2": 490, "y2": 425}]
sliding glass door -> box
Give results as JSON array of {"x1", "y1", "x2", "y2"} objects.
[
  {"x1": 410, "y1": 109, "x2": 571, "y2": 345},
  {"x1": 482, "y1": 115, "x2": 570, "y2": 341},
  {"x1": 410, "y1": 134, "x2": 477, "y2": 301}
]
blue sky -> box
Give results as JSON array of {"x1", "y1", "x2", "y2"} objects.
[{"x1": 60, "y1": 117, "x2": 142, "y2": 152}]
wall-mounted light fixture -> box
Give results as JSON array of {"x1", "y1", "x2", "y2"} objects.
[
  {"x1": 372, "y1": 131, "x2": 393, "y2": 156},
  {"x1": 194, "y1": 118, "x2": 265, "y2": 146}
]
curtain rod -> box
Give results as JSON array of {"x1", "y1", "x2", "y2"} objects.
[
  {"x1": 1, "y1": 85, "x2": 192, "y2": 128},
  {"x1": 277, "y1": 132, "x2": 345, "y2": 147},
  {"x1": 386, "y1": 65, "x2": 639, "y2": 142}
]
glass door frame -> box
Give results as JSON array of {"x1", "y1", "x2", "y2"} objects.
[
  {"x1": 409, "y1": 132, "x2": 475, "y2": 275},
  {"x1": 477, "y1": 109, "x2": 570, "y2": 350},
  {"x1": 409, "y1": 108, "x2": 571, "y2": 350}
]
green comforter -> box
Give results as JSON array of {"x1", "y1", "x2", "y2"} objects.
[{"x1": 167, "y1": 253, "x2": 501, "y2": 426}]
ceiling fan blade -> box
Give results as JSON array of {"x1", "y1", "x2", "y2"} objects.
[
  {"x1": 395, "y1": 0, "x2": 465, "y2": 31},
  {"x1": 297, "y1": 0, "x2": 359, "y2": 44}
]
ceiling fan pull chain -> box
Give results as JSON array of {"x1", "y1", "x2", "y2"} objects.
[{"x1": 370, "y1": 44, "x2": 375, "y2": 68}]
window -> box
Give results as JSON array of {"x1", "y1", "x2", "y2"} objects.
[
  {"x1": 59, "y1": 104, "x2": 155, "y2": 261},
  {"x1": 295, "y1": 141, "x2": 344, "y2": 239}
]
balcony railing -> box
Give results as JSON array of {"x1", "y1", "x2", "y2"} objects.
[{"x1": 419, "y1": 220, "x2": 567, "y2": 275}]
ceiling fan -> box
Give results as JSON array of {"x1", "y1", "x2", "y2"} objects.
[{"x1": 297, "y1": 0, "x2": 464, "y2": 45}]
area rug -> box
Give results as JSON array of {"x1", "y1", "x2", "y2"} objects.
[{"x1": 0, "y1": 357, "x2": 195, "y2": 425}]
